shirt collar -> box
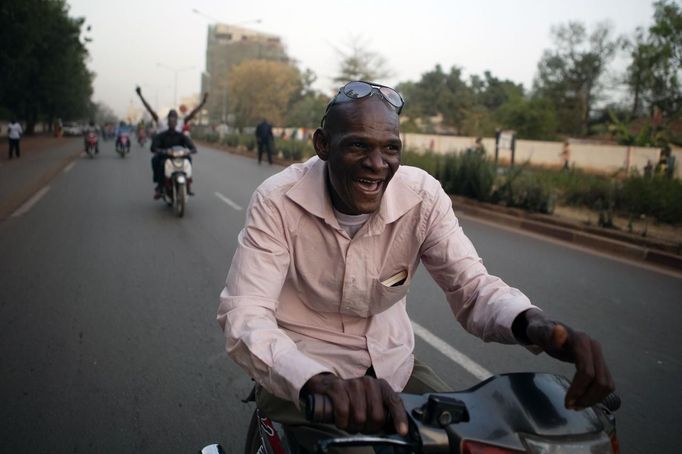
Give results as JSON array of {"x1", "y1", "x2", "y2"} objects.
[{"x1": 286, "y1": 157, "x2": 422, "y2": 234}]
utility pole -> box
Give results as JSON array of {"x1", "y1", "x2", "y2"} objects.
[{"x1": 156, "y1": 63, "x2": 195, "y2": 108}]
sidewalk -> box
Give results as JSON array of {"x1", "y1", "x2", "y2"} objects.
[{"x1": 0, "y1": 135, "x2": 82, "y2": 220}]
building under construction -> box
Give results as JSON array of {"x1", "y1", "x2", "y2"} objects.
[{"x1": 202, "y1": 24, "x2": 288, "y2": 124}]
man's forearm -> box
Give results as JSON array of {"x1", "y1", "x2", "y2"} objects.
[{"x1": 137, "y1": 92, "x2": 159, "y2": 122}]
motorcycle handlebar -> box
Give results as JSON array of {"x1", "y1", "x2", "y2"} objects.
[{"x1": 303, "y1": 391, "x2": 621, "y2": 425}]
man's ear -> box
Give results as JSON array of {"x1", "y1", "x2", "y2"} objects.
[{"x1": 313, "y1": 128, "x2": 329, "y2": 161}]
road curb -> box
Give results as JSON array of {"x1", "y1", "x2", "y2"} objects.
[
  {"x1": 0, "y1": 147, "x2": 82, "y2": 221},
  {"x1": 453, "y1": 197, "x2": 682, "y2": 272}
]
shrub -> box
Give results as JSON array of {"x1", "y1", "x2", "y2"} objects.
[
  {"x1": 619, "y1": 175, "x2": 682, "y2": 224},
  {"x1": 449, "y1": 150, "x2": 495, "y2": 201},
  {"x1": 403, "y1": 149, "x2": 495, "y2": 202},
  {"x1": 238, "y1": 134, "x2": 256, "y2": 151},
  {"x1": 223, "y1": 134, "x2": 239, "y2": 147},
  {"x1": 275, "y1": 139, "x2": 314, "y2": 161},
  {"x1": 493, "y1": 167, "x2": 557, "y2": 213}
]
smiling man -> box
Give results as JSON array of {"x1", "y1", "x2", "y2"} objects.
[{"x1": 218, "y1": 81, "x2": 613, "y2": 452}]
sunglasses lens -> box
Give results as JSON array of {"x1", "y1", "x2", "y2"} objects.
[
  {"x1": 343, "y1": 81, "x2": 372, "y2": 99},
  {"x1": 379, "y1": 87, "x2": 403, "y2": 108}
]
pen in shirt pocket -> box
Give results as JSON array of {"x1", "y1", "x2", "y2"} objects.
[{"x1": 381, "y1": 270, "x2": 408, "y2": 287}]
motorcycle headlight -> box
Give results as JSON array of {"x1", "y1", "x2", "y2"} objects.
[{"x1": 523, "y1": 432, "x2": 613, "y2": 454}]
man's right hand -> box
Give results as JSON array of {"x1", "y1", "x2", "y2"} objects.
[{"x1": 301, "y1": 373, "x2": 408, "y2": 436}]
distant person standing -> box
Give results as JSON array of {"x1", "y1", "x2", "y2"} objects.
[
  {"x1": 560, "y1": 139, "x2": 571, "y2": 172},
  {"x1": 255, "y1": 118, "x2": 274, "y2": 165},
  {"x1": 7, "y1": 119, "x2": 23, "y2": 159}
]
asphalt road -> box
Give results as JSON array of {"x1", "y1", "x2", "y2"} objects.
[{"x1": 0, "y1": 140, "x2": 680, "y2": 453}]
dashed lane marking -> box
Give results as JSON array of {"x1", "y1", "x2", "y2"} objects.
[
  {"x1": 215, "y1": 192, "x2": 243, "y2": 211},
  {"x1": 63, "y1": 162, "x2": 76, "y2": 173},
  {"x1": 411, "y1": 320, "x2": 491, "y2": 381},
  {"x1": 11, "y1": 186, "x2": 51, "y2": 218}
]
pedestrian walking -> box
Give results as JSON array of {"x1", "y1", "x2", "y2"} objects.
[
  {"x1": 560, "y1": 139, "x2": 571, "y2": 172},
  {"x1": 7, "y1": 119, "x2": 23, "y2": 159},
  {"x1": 255, "y1": 118, "x2": 274, "y2": 165}
]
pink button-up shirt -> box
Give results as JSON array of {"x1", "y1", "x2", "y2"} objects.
[{"x1": 218, "y1": 157, "x2": 536, "y2": 404}]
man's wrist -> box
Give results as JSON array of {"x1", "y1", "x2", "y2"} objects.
[
  {"x1": 512, "y1": 308, "x2": 544, "y2": 344},
  {"x1": 299, "y1": 372, "x2": 334, "y2": 399}
]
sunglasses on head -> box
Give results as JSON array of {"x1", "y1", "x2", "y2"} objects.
[{"x1": 320, "y1": 81, "x2": 404, "y2": 127}]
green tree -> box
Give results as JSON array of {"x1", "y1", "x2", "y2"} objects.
[
  {"x1": 333, "y1": 37, "x2": 391, "y2": 84},
  {"x1": 0, "y1": 0, "x2": 94, "y2": 132},
  {"x1": 285, "y1": 67, "x2": 330, "y2": 127},
  {"x1": 626, "y1": 1, "x2": 681, "y2": 119},
  {"x1": 397, "y1": 64, "x2": 475, "y2": 132},
  {"x1": 471, "y1": 71, "x2": 524, "y2": 111},
  {"x1": 533, "y1": 21, "x2": 621, "y2": 136},
  {"x1": 286, "y1": 94, "x2": 329, "y2": 128},
  {"x1": 496, "y1": 98, "x2": 559, "y2": 140}
]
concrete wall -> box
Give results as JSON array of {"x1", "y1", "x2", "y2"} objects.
[{"x1": 400, "y1": 132, "x2": 682, "y2": 178}]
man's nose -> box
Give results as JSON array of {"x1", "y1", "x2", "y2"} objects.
[{"x1": 364, "y1": 148, "x2": 388, "y2": 170}]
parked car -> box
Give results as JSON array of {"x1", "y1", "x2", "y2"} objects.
[{"x1": 62, "y1": 122, "x2": 83, "y2": 136}]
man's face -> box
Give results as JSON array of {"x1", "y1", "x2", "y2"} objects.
[
  {"x1": 314, "y1": 97, "x2": 402, "y2": 215},
  {"x1": 168, "y1": 114, "x2": 178, "y2": 130}
]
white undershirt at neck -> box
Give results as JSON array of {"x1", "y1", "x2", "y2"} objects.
[{"x1": 333, "y1": 208, "x2": 370, "y2": 238}]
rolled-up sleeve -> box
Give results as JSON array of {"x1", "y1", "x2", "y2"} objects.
[
  {"x1": 217, "y1": 191, "x2": 331, "y2": 404},
  {"x1": 420, "y1": 186, "x2": 538, "y2": 344}
]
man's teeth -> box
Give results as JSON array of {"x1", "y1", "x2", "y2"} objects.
[{"x1": 356, "y1": 178, "x2": 380, "y2": 184}]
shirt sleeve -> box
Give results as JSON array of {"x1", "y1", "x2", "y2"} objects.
[
  {"x1": 419, "y1": 184, "x2": 539, "y2": 344},
  {"x1": 217, "y1": 191, "x2": 332, "y2": 404}
]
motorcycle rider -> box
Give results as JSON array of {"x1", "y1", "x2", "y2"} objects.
[
  {"x1": 135, "y1": 86, "x2": 208, "y2": 135},
  {"x1": 217, "y1": 81, "x2": 614, "y2": 452},
  {"x1": 136, "y1": 120, "x2": 147, "y2": 145},
  {"x1": 150, "y1": 109, "x2": 197, "y2": 200},
  {"x1": 115, "y1": 121, "x2": 131, "y2": 152},
  {"x1": 83, "y1": 120, "x2": 99, "y2": 154}
]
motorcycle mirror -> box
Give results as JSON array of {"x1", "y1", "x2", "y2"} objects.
[{"x1": 199, "y1": 444, "x2": 225, "y2": 454}]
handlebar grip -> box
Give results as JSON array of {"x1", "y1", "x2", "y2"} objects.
[
  {"x1": 602, "y1": 392, "x2": 621, "y2": 412},
  {"x1": 304, "y1": 393, "x2": 334, "y2": 424}
]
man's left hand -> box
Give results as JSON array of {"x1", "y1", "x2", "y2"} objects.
[{"x1": 519, "y1": 309, "x2": 615, "y2": 410}]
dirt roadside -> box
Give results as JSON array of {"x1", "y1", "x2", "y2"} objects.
[{"x1": 0, "y1": 135, "x2": 82, "y2": 220}]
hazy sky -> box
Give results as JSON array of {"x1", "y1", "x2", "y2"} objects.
[{"x1": 67, "y1": 0, "x2": 656, "y2": 117}]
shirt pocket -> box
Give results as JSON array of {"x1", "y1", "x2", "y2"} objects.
[{"x1": 369, "y1": 271, "x2": 410, "y2": 316}]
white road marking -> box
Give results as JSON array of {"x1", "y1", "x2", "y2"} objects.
[
  {"x1": 215, "y1": 192, "x2": 243, "y2": 211},
  {"x1": 11, "y1": 186, "x2": 51, "y2": 218},
  {"x1": 63, "y1": 161, "x2": 76, "y2": 173},
  {"x1": 411, "y1": 321, "x2": 491, "y2": 381}
]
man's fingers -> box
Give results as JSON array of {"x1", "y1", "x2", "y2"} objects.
[
  {"x1": 565, "y1": 334, "x2": 595, "y2": 409},
  {"x1": 364, "y1": 378, "x2": 385, "y2": 433},
  {"x1": 381, "y1": 380, "x2": 408, "y2": 436},
  {"x1": 573, "y1": 340, "x2": 615, "y2": 409},
  {"x1": 328, "y1": 382, "x2": 351, "y2": 430},
  {"x1": 345, "y1": 379, "x2": 367, "y2": 433}
]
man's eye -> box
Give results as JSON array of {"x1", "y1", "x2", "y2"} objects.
[{"x1": 351, "y1": 142, "x2": 367, "y2": 149}]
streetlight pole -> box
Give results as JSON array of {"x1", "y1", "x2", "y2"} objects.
[{"x1": 156, "y1": 63, "x2": 195, "y2": 108}]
